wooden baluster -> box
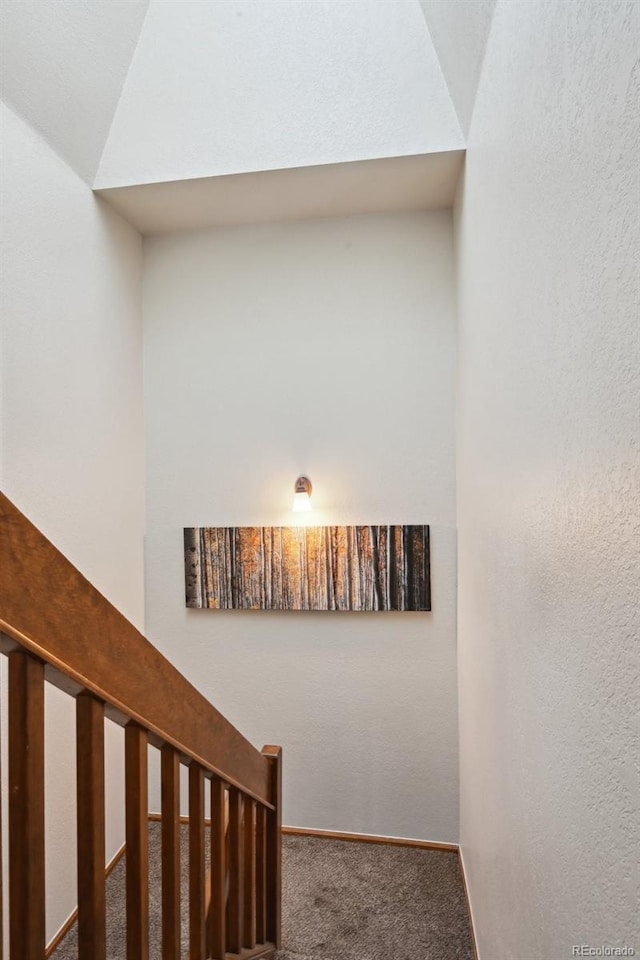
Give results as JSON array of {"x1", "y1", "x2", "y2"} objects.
[
  {"x1": 189, "y1": 763, "x2": 206, "y2": 960},
  {"x1": 262, "y1": 745, "x2": 282, "y2": 948},
  {"x1": 8, "y1": 651, "x2": 45, "y2": 960},
  {"x1": 255, "y1": 803, "x2": 267, "y2": 944},
  {"x1": 125, "y1": 722, "x2": 149, "y2": 960},
  {"x1": 226, "y1": 787, "x2": 244, "y2": 953},
  {"x1": 243, "y1": 798, "x2": 257, "y2": 948},
  {"x1": 161, "y1": 745, "x2": 181, "y2": 960},
  {"x1": 208, "y1": 778, "x2": 227, "y2": 959},
  {"x1": 76, "y1": 693, "x2": 106, "y2": 960}
]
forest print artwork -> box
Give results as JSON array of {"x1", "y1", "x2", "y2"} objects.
[{"x1": 184, "y1": 525, "x2": 430, "y2": 612}]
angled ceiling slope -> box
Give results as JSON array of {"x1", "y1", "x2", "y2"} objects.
[
  {"x1": 1, "y1": 0, "x2": 468, "y2": 232},
  {"x1": 0, "y1": 0, "x2": 150, "y2": 185},
  {"x1": 95, "y1": 0, "x2": 463, "y2": 190},
  {"x1": 419, "y1": 0, "x2": 497, "y2": 136},
  {"x1": 93, "y1": 0, "x2": 464, "y2": 232}
]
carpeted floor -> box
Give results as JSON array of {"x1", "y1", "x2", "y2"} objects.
[
  {"x1": 275, "y1": 835, "x2": 473, "y2": 960},
  {"x1": 53, "y1": 823, "x2": 474, "y2": 960}
]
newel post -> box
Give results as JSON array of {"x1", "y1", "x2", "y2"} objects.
[{"x1": 261, "y1": 744, "x2": 282, "y2": 949}]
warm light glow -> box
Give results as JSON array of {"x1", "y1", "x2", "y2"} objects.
[
  {"x1": 292, "y1": 490, "x2": 312, "y2": 512},
  {"x1": 292, "y1": 475, "x2": 312, "y2": 512}
]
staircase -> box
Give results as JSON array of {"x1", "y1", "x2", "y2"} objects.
[
  {"x1": 51, "y1": 824, "x2": 476, "y2": 960},
  {"x1": 1, "y1": 493, "x2": 476, "y2": 960},
  {"x1": 0, "y1": 492, "x2": 282, "y2": 960}
]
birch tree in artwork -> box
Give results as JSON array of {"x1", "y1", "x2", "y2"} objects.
[{"x1": 184, "y1": 527, "x2": 202, "y2": 608}]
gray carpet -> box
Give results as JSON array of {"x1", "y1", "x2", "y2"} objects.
[
  {"x1": 275, "y1": 836, "x2": 473, "y2": 960},
  {"x1": 53, "y1": 823, "x2": 474, "y2": 960}
]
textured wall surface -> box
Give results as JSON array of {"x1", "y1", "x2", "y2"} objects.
[
  {"x1": 0, "y1": 0, "x2": 149, "y2": 183},
  {"x1": 142, "y1": 212, "x2": 459, "y2": 841},
  {"x1": 418, "y1": 0, "x2": 496, "y2": 135},
  {"x1": 0, "y1": 102, "x2": 145, "y2": 943},
  {"x1": 96, "y1": 0, "x2": 463, "y2": 187},
  {"x1": 455, "y1": 1, "x2": 640, "y2": 957}
]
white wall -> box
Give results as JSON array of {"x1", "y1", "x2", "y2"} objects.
[
  {"x1": 455, "y1": 1, "x2": 640, "y2": 957},
  {"x1": 143, "y1": 211, "x2": 459, "y2": 841},
  {"x1": 96, "y1": 0, "x2": 463, "y2": 188},
  {"x1": 0, "y1": 0, "x2": 149, "y2": 184},
  {"x1": 0, "y1": 102, "x2": 145, "y2": 943}
]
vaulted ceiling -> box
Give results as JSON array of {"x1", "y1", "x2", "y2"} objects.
[
  {"x1": 0, "y1": 0, "x2": 150, "y2": 183},
  {"x1": 1, "y1": 0, "x2": 497, "y2": 230}
]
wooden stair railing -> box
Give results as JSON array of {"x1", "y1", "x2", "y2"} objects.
[{"x1": 0, "y1": 492, "x2": 282, "y2": 960}]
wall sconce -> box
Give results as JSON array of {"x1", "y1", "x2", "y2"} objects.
[{"x1": 293, "y1": 475, "x2": 312, "y2": 512}]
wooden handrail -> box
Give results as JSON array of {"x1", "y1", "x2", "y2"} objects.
[
  {"x1": 1, "y1": 490, "x2": 282, "y2": 960},
  {"x1": 0, "y1": 492, "x2": 270, "y2": 805}
]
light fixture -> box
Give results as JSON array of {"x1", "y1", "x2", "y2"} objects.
[{"x1": 292, "y1": 475, "x2": 312, "y2": 512}]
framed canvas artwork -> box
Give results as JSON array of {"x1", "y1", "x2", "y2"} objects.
[{"x1": 184, "y1": 525, "x2": 430, "y2": 612}]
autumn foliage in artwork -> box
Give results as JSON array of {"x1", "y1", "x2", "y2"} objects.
[{"x1": 184, "y1": 525, "x2": 430, "y2": 611}]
